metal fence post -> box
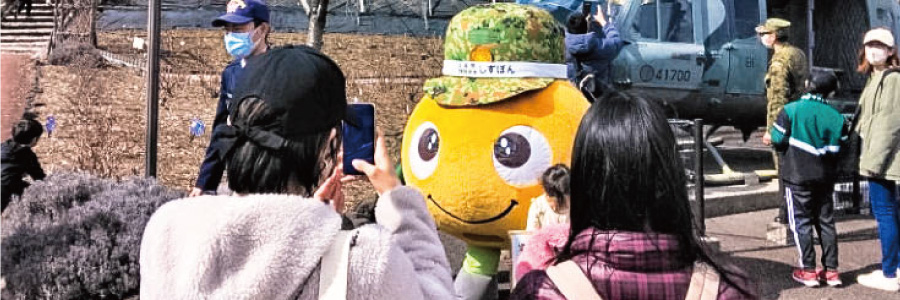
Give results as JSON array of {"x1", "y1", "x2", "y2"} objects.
[
  {"x1": 693, "y1": 119, "x2": 705, "y2": 236},
  {"x1": 145, "y1": 0, "x2": 161, "y2": 177}
]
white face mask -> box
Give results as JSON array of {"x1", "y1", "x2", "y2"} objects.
[{"x1": 866, "y1": 47, "x2": 890, "y2": 66}]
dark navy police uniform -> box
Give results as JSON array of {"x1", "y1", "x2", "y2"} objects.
[{"x1": 195, "y1": 60, "x2": 243, "y2": 192}]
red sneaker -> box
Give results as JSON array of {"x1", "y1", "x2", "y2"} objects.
[
  {"x1": 819, "y1": 270, "x2": 842, "y2": 287},
  {"x1": 792, "y1": 269, "x2": 820, "y2": 287}
]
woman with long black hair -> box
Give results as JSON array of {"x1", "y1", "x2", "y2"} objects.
[{"x1": 511, "y1": 92, "x2": 757, "y2": 299}]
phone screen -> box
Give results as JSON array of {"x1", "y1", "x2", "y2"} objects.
[{"x1": 342, "y1": 103, "x2": 376, "y2": 176}]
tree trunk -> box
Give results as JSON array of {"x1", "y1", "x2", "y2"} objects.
[
  {"x1": 89, "y1": 0, "x2": 98, "y2": 47},
  {"x1": 307, "y1": 0, "x2": 329, "y2": 50}
]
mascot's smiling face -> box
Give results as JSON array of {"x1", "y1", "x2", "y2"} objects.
[{"x1": 402, "y1": 81, "x2": 588, "y2": 248}]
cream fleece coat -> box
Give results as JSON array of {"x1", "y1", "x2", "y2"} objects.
[{"x1": 139, "y1": 186, "x2": 455, "y2": 300}]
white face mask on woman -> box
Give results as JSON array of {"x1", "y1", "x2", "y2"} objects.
[{"x1": 866, "y1": 46, "x2": 891, "y2": 66}]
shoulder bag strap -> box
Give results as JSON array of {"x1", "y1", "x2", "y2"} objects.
[
  {"x1": 545, "y1": 260, "x2": 603, "y2": 300},
  {"x1": 685, "y1": 261, "x2": 721, "y2": 300},
  {"x1": 318, "y1": 230, "x2": 356, "y2": 300}
]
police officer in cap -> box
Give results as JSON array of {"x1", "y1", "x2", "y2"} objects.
[
  {"x1": 191, "y1": 0, "x2": 272, "y2": 197},
  {"x1": 757, "y1": 18, "x2": 809, "y2": 223}
]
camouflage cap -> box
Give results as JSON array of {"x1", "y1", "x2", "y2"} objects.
[
  {"x1": 423, "y1": 3, "x2": 566, "y2": 106},
  {"x1": 755, "y1": 18, "x2": 791, "y2": 34}
]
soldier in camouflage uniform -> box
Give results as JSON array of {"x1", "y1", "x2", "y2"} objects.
[
  {"x1": 757, "y1": 18, "x2": 809, "y2": 224},
  {"x1": 757, "y1": 18, "x2": 809, "y2": 146}
]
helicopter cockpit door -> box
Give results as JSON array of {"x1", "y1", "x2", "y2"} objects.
[
  {"x1": 618, "y1": 0, "x2": 705, "y2": 91},
  {"x1": 723, "y1": 0, "x2": 766, "y2": 95}
]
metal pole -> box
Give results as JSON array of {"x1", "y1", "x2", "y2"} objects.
[
  {"x1": 145, "y1": 0, "x2": 161, "y2": 177},
  {"x1": 693, "y1": 119, "x2": 706, "y2": 236},
  {"x1": 807, "y1": 0, "x2": 814, "y2": 68}
]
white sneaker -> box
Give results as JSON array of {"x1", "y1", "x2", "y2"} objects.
[{"x1": 857, "y1": 270, "x2": 900, "y2": 292}]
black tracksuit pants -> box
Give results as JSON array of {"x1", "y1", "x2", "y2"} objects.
[{"x1": 785, "y1": 182, "x2": 839, "y2": 270}]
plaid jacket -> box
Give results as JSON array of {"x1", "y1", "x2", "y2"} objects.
[{"x1": 511, "y1": 229, "x2": 758, "y2": 300}]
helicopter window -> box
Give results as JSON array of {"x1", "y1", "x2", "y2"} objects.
[
  {"x1": 660, "y1": 0, "x2": 693, "y2": 43},
  {"x1": 633, "y1": 0, "x2": 694, "y2": 43},
  {"x1": 733, "y1": 0, "x2": 760, "y2": 40},
  {"x1": 634, "y1": 1, "x2": 659, "y2": 40},
  {"x1": 704, "y1": 0, "x2": 732, "y2": 49}
]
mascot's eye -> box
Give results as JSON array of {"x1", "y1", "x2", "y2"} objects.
[
  {"x1": 418, "y1": 128, "x2": 440, "y2": 161},
  {"x1": 492, "y1": 125, "x2": 552, "y2": 186},
  {"x1": 494, "y1": 133, "x2": 530, "y2": 168},
  {"x1": 408, "y1": 122, "x2": 440, "y2": 180}
]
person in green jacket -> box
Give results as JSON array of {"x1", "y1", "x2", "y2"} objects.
[
  {"x1": 769, "y1": 72, "x2": 844, "y2": 287},
  {"x1": 855, "y1": 27, "x2": 900, "y2": 292}
]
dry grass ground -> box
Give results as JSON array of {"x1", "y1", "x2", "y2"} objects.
[
  {"x1": 33, "y1": 30, "x2": 444, "y2": 209},
  {"x1": 22, "y1": 30, "x2": 499, "y2": 294},
  {"x1": 16, "y1": 30, "x2": 473, "y2": 298}
]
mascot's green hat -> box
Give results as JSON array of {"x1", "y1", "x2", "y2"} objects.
[{"x1": 423, "y1": 3, "x2": 567, "y2": 106}]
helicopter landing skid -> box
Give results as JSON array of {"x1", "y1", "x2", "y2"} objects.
[{"x1": 673, "y1": 122, "x2": 775, "y2": 186}]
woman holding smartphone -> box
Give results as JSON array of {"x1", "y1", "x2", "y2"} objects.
[{"x1": 139, "y1": 46, "x2": 455, "y2": 300}]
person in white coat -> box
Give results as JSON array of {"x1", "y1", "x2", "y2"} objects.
[{"x1": 139, "y1": 45, "x2": 455, "y2": 300}]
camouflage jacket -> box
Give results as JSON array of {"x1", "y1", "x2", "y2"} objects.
[{"x1": 765, "y1": 43, "x2": 809, "y2": 130}]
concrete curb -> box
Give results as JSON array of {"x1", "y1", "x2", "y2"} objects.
[{"x1": 702, "y1": 180, "x2": 781, "y2": 218}]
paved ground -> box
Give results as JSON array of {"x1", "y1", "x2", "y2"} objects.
[
  {"x1": 708, "y1": 208, "x2": 890, "y2": 300},
  {"x1": 1, "y1": 54, "x2": 31, "y2": 141},
  {"x1": 448, "y1": 208, "x2": 890, "y2": 300},
  {"x1": 666, "y1": 129, "x2": 893, "y2": 299},
  {"x1": 491, "y1": 128, "x2": 889, "y2": 299}
]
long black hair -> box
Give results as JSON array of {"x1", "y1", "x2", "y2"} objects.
[
  {"x1": 558, "y1": 92, "x2": 753, "y2": 296},
  {"x1": 225, "y1": 97, "x2": 341, "y2": 196},
  {"x1": 566, "y1": 92, "x2": 689, "y2": 239}
]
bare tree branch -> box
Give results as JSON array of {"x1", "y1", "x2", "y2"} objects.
[
  {"x1": 307, "y1": 0, "x2": 329, "y2": 50},
  {"x1": 298, "y1": 0, "x2": 311, "y2": 15}
]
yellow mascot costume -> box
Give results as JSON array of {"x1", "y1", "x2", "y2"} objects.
[{"x1": 401, "y1": 3, "x2": 589, "y2": 299}]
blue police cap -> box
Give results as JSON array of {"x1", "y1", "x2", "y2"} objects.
[{"x1": 212, "y1": 0, "x2": 270, "y2": 27}]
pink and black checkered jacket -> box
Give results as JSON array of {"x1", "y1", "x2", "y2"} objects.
[{"x1": 511, "y1": 229, "x2": 759, "y2": 300}]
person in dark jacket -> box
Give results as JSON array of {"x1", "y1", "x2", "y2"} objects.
[
  {"x1": 1, "y1": 116, "x2": 46, "y2": 212},
  {"x1": 511, "y1": 92, "x2": 757, "y2": 299},
  {"x1": 564, "y1": 7, "x2": 623, "y2": 100},
  {"x1": 190, "y1": 0, "x2": 271, "y2": 197},
  {"x1": 769, "y1": 72, "x2": 844, "y2": 287}
]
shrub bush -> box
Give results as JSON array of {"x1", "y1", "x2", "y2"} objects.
[
  {"x1": 1, "y1": 172, "x2": 184, "y2": 299},
  {"x1": 48, "y1": 43, "x2": 106, "y2": 69}
]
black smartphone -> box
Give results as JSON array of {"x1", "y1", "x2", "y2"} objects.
[{"x1": 342, "y1": 103, "x2": 376, "y2": 176}]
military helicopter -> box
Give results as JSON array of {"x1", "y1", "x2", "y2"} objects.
[{"x1": 522, "y1": 0, "x2": 900, "y2": 140}]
